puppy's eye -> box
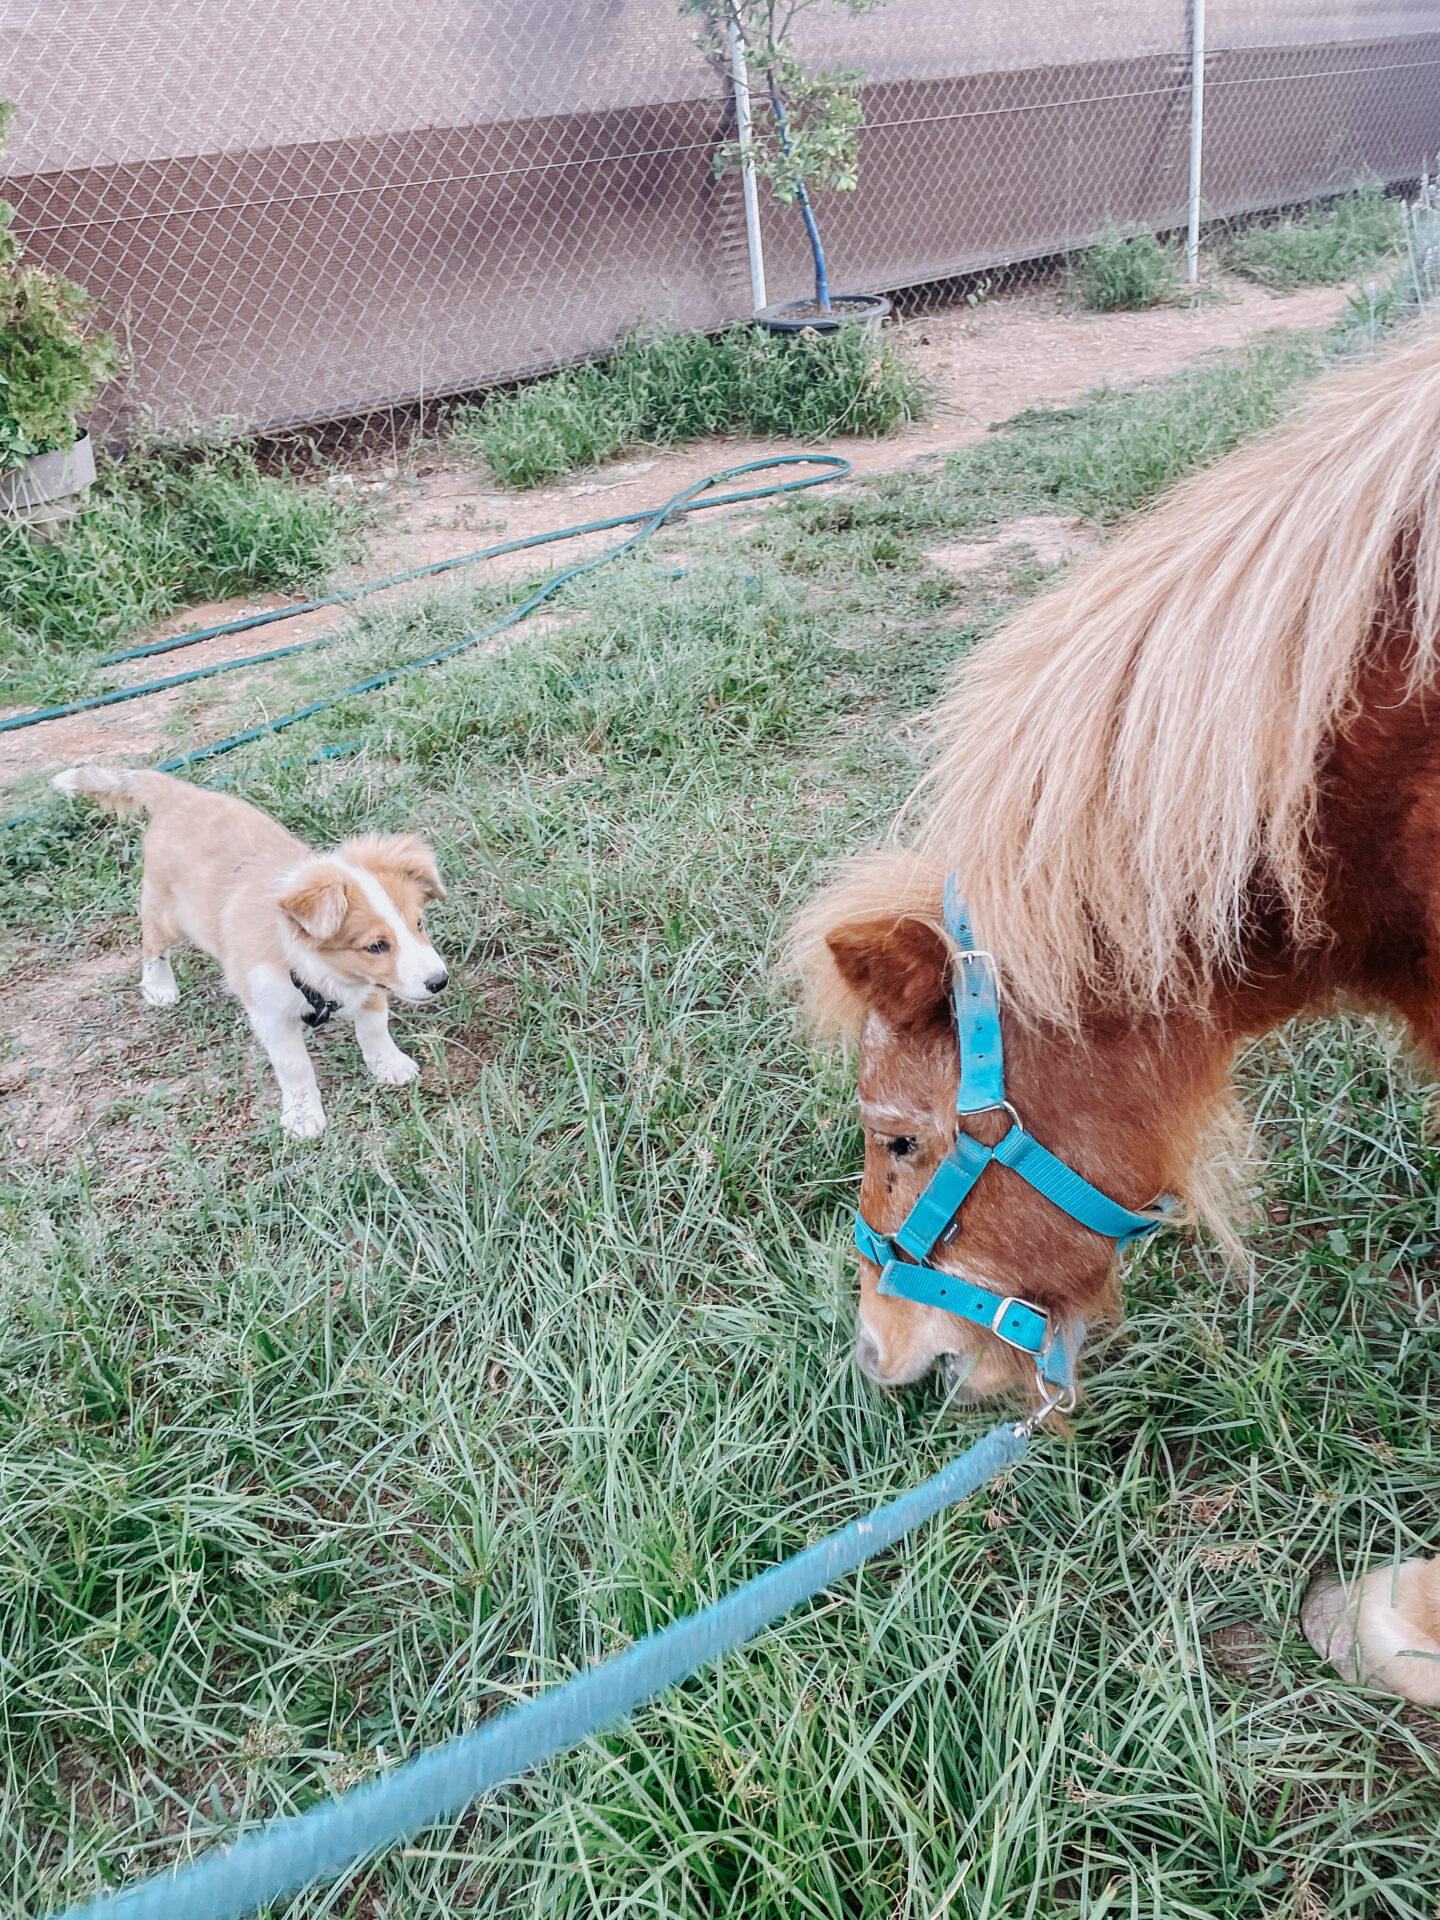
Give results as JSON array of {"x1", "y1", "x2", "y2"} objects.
[
  {"x1": 887, "y1": 1136, "x2": 919, "y2": 1158},
  {"x1": 366, "y1": 939, "x2": 391, "y2": 955}
]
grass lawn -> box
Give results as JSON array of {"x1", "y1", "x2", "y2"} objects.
[{"x1": 3, "y1": 329, "x2": 1439, "y2": 1917}]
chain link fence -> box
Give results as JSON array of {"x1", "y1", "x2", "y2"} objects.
[{"x1": 5, "y1": 0, "x2": 1438, "y2": 440}]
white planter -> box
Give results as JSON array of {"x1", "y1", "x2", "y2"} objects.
[{"x1": 0, "y1": 432, "x2": 96, "y2": 530}]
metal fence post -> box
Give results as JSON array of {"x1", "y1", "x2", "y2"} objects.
[
  {"x1": 729, "y1": 14, "x2": 767, "y2": 312},
  {"x1": 1187, "y1": 0, "x2": 1206, "y2": 282}
]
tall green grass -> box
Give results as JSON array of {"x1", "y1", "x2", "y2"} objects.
[
  {"x1": 1223, "y1": 185, "x2": 1402, "y2": 290},
  {"x1": 5, "y1": 326, "x2": 1438, "y2": 1916},
  {"x1": 780, "y1": 331, "x2": 1332, "y2": 535},
  {"x1": 451, "y1": 325, "x2": 933, "y2": 488},
  {"x1": 1067, "y1": 222, "x2": 1180, "y2": 312}
]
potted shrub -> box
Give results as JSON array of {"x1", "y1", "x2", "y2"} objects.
[
  {"x1": 0, "y1": 102, "x2": 118, "y2": 530},
  {"x1": 683, "y1": 0, "x2": 890, "y2": 333}
]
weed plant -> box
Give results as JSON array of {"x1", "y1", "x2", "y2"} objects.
[
  {"x1": 1223, "y1": 185, "x2": 1401, "y2": 290},
  {"x1": 1067, "y1": 222, "x2": 1179, "y2": 312},
  {"x1": 5, "y1": 327, "x2": 1439, "y2": 1916},
  {"x1": 1339, "y1": 174, "x2": 1440, "y2": 345},
  {"x1": 0, "y1": 439, "x2": 359, "y2": 701},
  {"x1": 451, "y1": 324, "x2": 932, "y2": 488}
]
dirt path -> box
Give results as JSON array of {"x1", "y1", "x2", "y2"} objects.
[{"x1": 0, "y1": 276, "x2": 1350, "y2": 791}]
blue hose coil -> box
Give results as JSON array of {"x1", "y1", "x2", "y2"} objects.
[{"x1": 4, "y1": 454, "x2": 847, "y2": 830}]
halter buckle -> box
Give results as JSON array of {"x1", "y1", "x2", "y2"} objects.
[{"x1": 988, "y1": 1294, "x2": 1045, "y2": 1351}]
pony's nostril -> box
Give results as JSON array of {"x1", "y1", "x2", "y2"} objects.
[
  {"x1": 424, "y1": 972, "x2": 449, "y2": 995},
  {"x1": 855, "y1": 1326, "x2": 886, "y2": 1381}
]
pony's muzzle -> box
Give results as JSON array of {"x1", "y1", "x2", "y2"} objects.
[
  {"x1": 854, "y1": 1324, "x2": 887, "y2": 1382},
  {"x1": 854, "y1": 1316, "x2": 939, "y2": 1387}
]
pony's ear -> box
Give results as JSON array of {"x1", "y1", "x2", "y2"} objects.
[
  {"x1": 279, "y1": 866, "x2": 351, "y2": 941},
  {"x1": 825, "y1": 917, "x2": 951, "y2": 1030}
]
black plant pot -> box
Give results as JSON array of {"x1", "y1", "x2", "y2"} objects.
[{"x1": 754, "y1": 293, "x2": 891, "y2": 337}]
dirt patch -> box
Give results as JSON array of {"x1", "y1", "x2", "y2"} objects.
[
  {"x1": 429, "y1": 983, "x2": 518, "y2": 1097},
  {"x1": 357, "y1": 279, "x2": 1350, "y2": 578},
  {"x1": 1, "y1": 945, "x2": 158, "y2": 1160},
  {"x1": 928, "y1": 512, "x2": 1101, "y2": 576},
  {"x1": 0, "y1": 943, "x2": 280, "y2": 1164},
  {"x1": 0, "y1": 934, "x2": 510, "y2": 1165}
]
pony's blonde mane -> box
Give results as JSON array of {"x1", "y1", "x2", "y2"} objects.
[{"x1": 796, "y1": 325, "x2": 1440, "y2": 1033}]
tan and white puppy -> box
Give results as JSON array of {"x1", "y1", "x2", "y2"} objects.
[{"x1": 53, "y1": 766, "x2": 448, "y2": 1139}]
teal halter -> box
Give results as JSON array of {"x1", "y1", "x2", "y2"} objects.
[{"x1": 853, "y1": 876, "x2": 1173, "y2": 1391}]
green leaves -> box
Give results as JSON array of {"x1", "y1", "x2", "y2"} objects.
[
  {"x1": 682, "y1": 0, "x2": 882, "y2": 209},
  {"x1": 0, "y1": 103, "x2": 118, "y2": 470}
]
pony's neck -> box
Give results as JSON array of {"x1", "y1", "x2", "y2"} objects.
[{"x1": 1072, "y1": 630, "x2": 1440, "y2": 1225}]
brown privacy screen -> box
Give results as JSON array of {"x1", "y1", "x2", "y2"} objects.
[{"x1": 5, "y1": 0, "x2": 1439, "y2": 438}]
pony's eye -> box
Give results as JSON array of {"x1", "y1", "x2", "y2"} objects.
[
  {"x1": 887, "y1": 1136, "x2": 919, "y2": 1158},
  {"x1": 366, "y1": 939, "x2": 391, "y2": 955}
]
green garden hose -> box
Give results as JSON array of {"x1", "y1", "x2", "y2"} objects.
[
  {"x1": 3, "y1": 455, "x2": 848, "y2": 738},
  {"x1": 4, "y1": 453, "x2": 848, "y2": 830}
]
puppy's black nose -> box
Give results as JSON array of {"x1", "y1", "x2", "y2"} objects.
[{"x1": 425, "y1": 971, "x2": 449, "y2": 995}]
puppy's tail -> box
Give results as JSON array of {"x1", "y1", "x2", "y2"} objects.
[{"x1": 51, "y1": 765, "x2": 184, "y2": 819}]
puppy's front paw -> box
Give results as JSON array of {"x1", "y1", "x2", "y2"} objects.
[
  {"x1": 141, "y1": 959, "x2": 179, "y2": 1007},
  {"x1": 368, "y1": 1049, "x2": 420, "y2": 1086},
  {"x1": 282, "y1": 1098, "x2": 326, "y2": 1139}
]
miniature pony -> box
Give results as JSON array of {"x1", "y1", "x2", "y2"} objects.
[{"x1": 792, "y1": 324, "x2": 1440, "y2": 1700}]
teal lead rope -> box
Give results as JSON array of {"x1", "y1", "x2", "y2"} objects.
[{"x1": 54, "y1": 1421, "x2": 1032, "y2": 1920}]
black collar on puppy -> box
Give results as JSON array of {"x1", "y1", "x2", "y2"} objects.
[{"x1": 290, "y1": 969, "x2": 341, "y2": 1028}]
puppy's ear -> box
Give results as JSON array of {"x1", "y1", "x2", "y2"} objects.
[
  {"x1": 376, "y1": 833, "x2": 446, "y2": 902},
  {"x1": 279, "y1": 866, "x2": 351, "y2": 941},
  {"x1": 824, "y1": 916, "x2": 952, "y2": 1031}
]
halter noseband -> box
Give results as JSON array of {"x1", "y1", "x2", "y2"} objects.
[{"x1": 853, "y1": 876, "x2": 1173, "y2": 1392}]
